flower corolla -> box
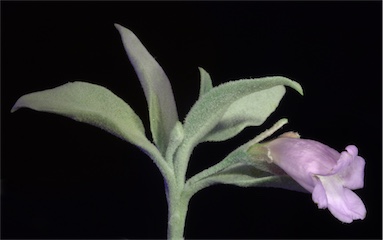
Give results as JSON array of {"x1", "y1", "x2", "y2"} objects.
[{"x1": 264, "y1": 132, "x2": 366, "y2": 223}]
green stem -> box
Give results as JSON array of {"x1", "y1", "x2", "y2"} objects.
[{"x1": 166, "y1": 186, "x2": 191, "y2": 240}]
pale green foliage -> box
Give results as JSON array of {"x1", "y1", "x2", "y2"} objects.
[
  {"x1": 195, "y1": 68, "x2": 302, "y2": 143},
  {"x1": 165, "y1": 121, "x2": 184, "y2": 165},
  {"x1": 115, "y1": 24, "x2": 179, "y2": 155},
  {"x1": 11, "y1": 81, "x2": 150, "y2": 149},
  {"x1": 182, "y1": 77, "x2": 303, "y2": 148},
  {"x1": 198, "y1": 67, "x2": 213, "y2": 98},
  {"x1": 202, "y1": 85, "x2": 286, "y2": 142},
  {"x1": 12, "y1": 24, "x2": 305, "y2": 239},
  {"x1": 185, "y1": 119, "x2": 306, "y2": 195}
]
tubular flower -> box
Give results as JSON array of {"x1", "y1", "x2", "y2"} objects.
[{"x1": 265, "y1": 132, "x2": 366, "y2": 223}]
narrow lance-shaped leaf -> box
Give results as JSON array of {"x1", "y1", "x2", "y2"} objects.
[
  {"x1": 203, "y1": 153, "x2": 306, "y2": 192},
  {"x1": 191, "y1": 157, "x2": 306, "y2": 193},
  {"x1": 186, "y1": 144, "x2": 307, "y2": 193},
  {"x1": 185, "y1": 119, "x2": 306, "y2": 195},
  {"x1": 114, "y1": 24, "x2": 179, "y2": 154},
  {"x1": 198, "y1": 67, "x2": 213, "y2": 99},
  {"x1": 11, "y1": 81, "x2": 153, "y2": 152},
  {"x1": 186, "y1": 119, "x2": 289, "y2": 184}
]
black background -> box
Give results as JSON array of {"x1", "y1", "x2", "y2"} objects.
[{"x1": 1, "y1": 1, "x2": 382, "y2": 239}]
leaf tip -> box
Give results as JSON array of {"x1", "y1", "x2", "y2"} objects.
[
  {"x1": 295, "y1": 82, "x2": 304, "y2": 96},
  {"x1": 10, "y1": 97, "x2": 25, "y2": 113},
  {"x1": 114, "y1": 23, "x2": 123, "y2": 30},
  {"x1": 280, "y1": 118, "x2": 289, "y2": 125},
  {"x1": 114, "y1": 23, "x2": 135, "y2": 37},
  {"x1": 281, "y1": 77, "x2": 304, "y2": 96},
  {"x1": 298, "y1": 87, "x2": 304, "y2": 96},
  {"x1": 10, "y1": 104, "x2": 19, "y2": 113}
]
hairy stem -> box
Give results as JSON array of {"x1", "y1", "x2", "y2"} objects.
[{"x1": 166, "y1": 186, "x2": 191, "y2": 240}]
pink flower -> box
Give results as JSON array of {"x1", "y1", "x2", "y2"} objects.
[{"x1": 265, "y1": 132, "x2": 366, "y2": 223}]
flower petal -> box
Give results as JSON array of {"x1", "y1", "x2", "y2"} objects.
[
  {"x1": 343, "y1": 187, "x2": 367, "y2": 220},
  {"x1": 312, "y1": 179, "x2": 328, "y2": 209},
  {"x1": 319, "y1": 175, "x2": 366, "y2": 223},
  {"x1": 267, "y1": 138, "x2": 341, "y2": 190},
  {"x1": 339, "y1": 146, "x2": 366, "y2": 190},
  {"x1": 342, "y1": 155, "x2": 365, "y2": 190},
  {"x1": 331, "y1": 150, "x2": 353, "y2": 174}
]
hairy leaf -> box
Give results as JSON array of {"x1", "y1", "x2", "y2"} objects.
[
  {"x1": 185, "y1": 119, "x2": 306, "y2": 194},
  {"x1": 115, "y1": 24, "x2": 179, "y2": 154},
  {"x1": 166, "y1": 121, "x2": 184, "y2": 165},
  {"x1": 203, "y1": 85, "x2": 286, "y2": 142},
  {"x1": 11, "y1": 81, "x2": 153, "y2": 151},
  {"x1": 183, "y1": 76, "x2": 303, "y2": 148},
  {"x1": 198, "y1": 67, "x2": 213, "y2": 98}
]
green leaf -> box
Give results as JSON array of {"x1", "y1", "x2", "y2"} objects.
[
  {"x1": 185, "y1": 120, "x2": 306, "y2": 195},
  {"x1": 115, "y1": 24, "x2": 179, "y2": 154},
  {"x1": 203, "y1": 85, "x2": 286, "y2": 142},
  {"x1": 165, "y1": 121, "x2": 184, "y2": 165},
  {"x1": 186, "y1": 148, "x2": 306, "y2": 195},
  {"x1": 198, "y1": 67, "x2": 213, "y2": 99},
  {"x1": 183, "y1": 76, "x2": 303, "y2": 148},
  {"x1": 202, "y1": 161, "x2": 306, "y2": 192},
  {"x1": 11, "y1": 81, "x2": 153, "y2": 151},
  {"x1": 206, "y1": 168, "x2": 306, "y2": 192}
]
